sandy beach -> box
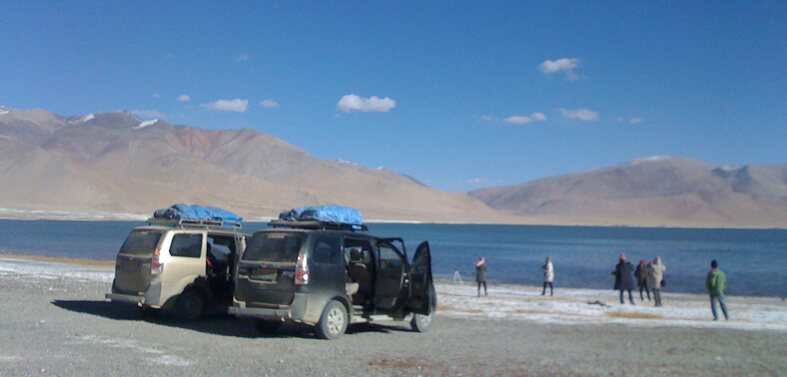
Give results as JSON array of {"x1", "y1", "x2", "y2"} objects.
[{"x1": 1, "y1": 255, "x2": 785, "y2": 376}]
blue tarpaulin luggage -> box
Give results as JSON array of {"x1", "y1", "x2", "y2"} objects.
[
  {"x1": 153, "y1": 204, "x2": 243, "y2": 223},
  {"x1": 278, "y1": 205, "x2": 363, "y2": 227}
]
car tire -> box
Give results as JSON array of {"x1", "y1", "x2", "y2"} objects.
[
  {"x1": 254, "y1": 319, "x2": 283, "y2": 335},
  {"x1": 174, "y1": 290, "x2": 204, "y2": 321},
  {"x1": 410, "y1": 313, "x2": 433, "y2": 333},
  {"x1": 315, "y1": 300, "x2": 348, "y2": 340}
]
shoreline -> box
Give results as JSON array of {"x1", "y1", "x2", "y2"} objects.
[
  {"x1": 1, "y1": 255, "x2": 784, "y2": 333},
  {"x1": 1, "y1": 209, "x2": 785, "y2": 230}
]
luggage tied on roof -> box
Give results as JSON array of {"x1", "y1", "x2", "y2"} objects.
[
  {"x1": 278, "y1": 205, "x2": 364, "y2": 228},
  {"x1": 153, "y1": 204, "x2": 243, "y2": 223}
]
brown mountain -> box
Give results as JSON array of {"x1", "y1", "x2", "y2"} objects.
[
  {"x1": 470, "y1": 156, "x2": 787, "y2": 228},
  {"x1": 0, "y1": 107, "x2": 500, "y2": 222}
]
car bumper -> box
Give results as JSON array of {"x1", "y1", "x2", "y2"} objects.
[
  {"x1": 230, "y1": 292, "x2": 314, "y2": 323},
  {"x1": 105, "y1": 292, "x2": 145, "y2": 305},
  {"x1": 106, "y1": 282, "x2": 164, "y2": 308}
]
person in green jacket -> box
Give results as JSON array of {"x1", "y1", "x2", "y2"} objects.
[{"x1": 706, "y1": 260, "x2": 730, "y2": 320}]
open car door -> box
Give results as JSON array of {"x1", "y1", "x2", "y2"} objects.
[{"x1": 408, "y1": 241, "x2": 434, "y2": 315}]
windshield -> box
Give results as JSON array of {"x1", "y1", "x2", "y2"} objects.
[
  {"x1": 242, "y1": 232, "x2": 305, "y2": 262},
  {"x1": 118, "y1": 230, "x2": 162, "y2": 256}
]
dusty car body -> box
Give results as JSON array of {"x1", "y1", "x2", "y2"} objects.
[
  {"x1": 106, "y1": 218, "x2": 248, "y2": 320},
  {"x1": 230, "y1": 220, "x2": 435, "y2": 339}
]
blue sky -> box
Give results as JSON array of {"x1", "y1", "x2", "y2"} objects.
[{"x1": 2, "y1": 1, "x2": 784, "y2": 192}]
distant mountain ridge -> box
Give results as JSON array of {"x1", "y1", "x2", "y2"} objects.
[
  {"x1": 0, "y1": 106, "x2": 500, "y2": 222},
  {"x1": 470, "y1": 156, "x2": 787, "y2": 228},
  {"x1": 2, "y1": 106, "x2": 785, "y2": 227}
]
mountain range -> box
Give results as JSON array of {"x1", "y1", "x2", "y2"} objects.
[
  {"x1": 0, "y1": 107, "x2": 500, "y2": 222},
  {"x1": 1, "y1": 106, "x2": 785, "y2": 228},
  {"x1": 470, "y1": 156, "x2": 787, "y2": 228}
]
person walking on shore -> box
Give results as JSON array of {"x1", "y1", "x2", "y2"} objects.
[
  {"x1": 635, "y1": 260, "x2": 651, "y2": 302},
  {"x1": 612, "y1": 253, "x2": 635, "y2": 305},
  {"x1": 646, "y1": 256, "x2": 666, "y2": 307},
  {"x1": 475, "y1": 257, "x2": 488, "y2": 297},
  {"x1": 706, "y1": 260, "x2": 730, "y2": 320},
  {"x1": 541, "y1": 257, "x2": 554, "y2": 296}
]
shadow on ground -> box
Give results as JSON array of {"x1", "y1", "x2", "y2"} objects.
[{"x1": 52, "y1": 300, "x2": 414, "y2": 339}]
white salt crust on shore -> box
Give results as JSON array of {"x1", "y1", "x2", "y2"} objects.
[{"x1": 1, "y1": 256, "x2": 785, "y2": 332}]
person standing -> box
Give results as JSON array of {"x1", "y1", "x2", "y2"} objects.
[
  {"x1": 475, "y1": 257, "x2": 488, "y2": 297},
  {"x1": 611, "y1": 253, "x2": 635, "y2": 305},
  {"x1": 635, "y1": 260, "x2": 651, "y2": 302},
  {"x1": 706, "y1": 260, "x2": 730, "y2": 320},
  {"x1": 646, "y1": 256, "x2": 666, "y2": 307},
  {"x1": 541, "y1": 257, "x2": 554, "y2": 296}
]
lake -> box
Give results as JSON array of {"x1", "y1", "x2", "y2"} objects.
[{"x1": 0, "y1": 220, "x2": 784, "y2": 298}]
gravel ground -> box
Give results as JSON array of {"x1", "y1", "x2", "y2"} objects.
[{"x1": 0, "y1": 258, "x2": 785, "y2": 377}]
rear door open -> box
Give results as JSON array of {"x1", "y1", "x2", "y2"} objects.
[{"x1": 234, "y1": 231, "x2": 305, "y2": 306}]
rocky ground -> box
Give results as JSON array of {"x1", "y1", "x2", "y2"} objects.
[{"x1": 0, "y1": 256, "x2": 785, "y2": 377}]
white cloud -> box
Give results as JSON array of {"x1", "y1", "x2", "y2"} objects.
[
  {"x1": 559, "y1": 108, "x2": 599, "y2": 121},
  {"x1": 493, "y1": 113, "x2": 548, "y2": 125},
  {"x1": 153, "y1": 93, "x2": 162, "y2": 98},
  {"x1": 177, "y1": 95, "x2": 191, "y2": 103},
  {"x1": 539, "y1": 58, "x2": 582, "y2": 81},
  {"x1": 532, "y1": 112, "x2": 547, "y2": 121},
  {"x1": 629, "y1": 118, "x2": 643, "y2": 124},
  {"x1": 235, "y1": 54, "x2": 250, "y2": 62},
  {"x1": 260, "y1": 99, "x2": 279, "y2": 108},
  {"x1": 201, "y1": 98, "x2": 249, "y2": 113},
  {"x1": 130, "y1": 109, "x2": 167, "y2": 119},
  {"x1": 337, "y1": 94, "x2": 396, "y2": 113}
]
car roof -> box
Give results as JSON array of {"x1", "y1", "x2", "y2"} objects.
[{"x1": 133, "y1": 225, "x2": 248, "y2": 237}]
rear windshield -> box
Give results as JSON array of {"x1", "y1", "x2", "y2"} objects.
[
  {"x1": 118, "y1": 230, "x2": 162, "y2": 256},
  {"x1": 242, "y1": 232, "x2": 305, "y2": 262}
]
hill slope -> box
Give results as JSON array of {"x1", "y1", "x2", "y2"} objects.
[
  {"x1": 470, "y1": 156, "x2": 787, "y2": 228},
  {"x1": 0, "y1": 107, "x2": 499, "y2": 222}
]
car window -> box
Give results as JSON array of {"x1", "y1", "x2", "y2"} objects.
[
  {"x1": 118, "y1": 230, "x2": 162, "y2": 256},
  {"x1": 169, "y1": 233, "x2": 203, "y2": 258},
  {"x1": 312, "y1": 235, "x2": 342, "y2": 265},
  {"x1": 243, "y1": 232, "x2": 305, "y2": 262},
  {"x1": 378, "y1": 242, "x2": 405, "y2": 271}
]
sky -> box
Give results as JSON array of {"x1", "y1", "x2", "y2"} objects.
[{"x1": 1, "y1": 1, "x2": 784, "y2": 192}]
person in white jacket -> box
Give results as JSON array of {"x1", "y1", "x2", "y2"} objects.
[{"x1": 541, "y1": 257, "x2": 554, "y2": 296}]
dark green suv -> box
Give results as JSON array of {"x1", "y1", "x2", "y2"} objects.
[{"x1": 230, "y1": 220, "x2": 435, "y2": 339}]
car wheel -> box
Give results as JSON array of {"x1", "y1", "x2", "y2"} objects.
[
  {"x1": 315, "y1": 300, "x2": 348, "y2": 340},
  {"x1": 254, "y1": 319, "x2": 283, "y2": 335},
  {"x1": 174, "y1": 290, "x2": 204, "y2": 321},
  {"x1": 410, "y1": 313, "x2": 433, "y2": 333}
]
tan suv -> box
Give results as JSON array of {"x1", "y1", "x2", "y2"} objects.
[{"x1": 106, "y1": 218, "x2": 248, "y2": 320}]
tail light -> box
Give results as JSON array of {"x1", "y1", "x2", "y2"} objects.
[
  {"x1": 295, "y1": 252, "x2": 309, "y2": 285},
  {"x1": 151, "y1": 248, "x2": 164, "y2": 274}
]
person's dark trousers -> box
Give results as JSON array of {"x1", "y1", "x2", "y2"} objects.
[
  {"x1": 619, "y1": 290, "x2": 634, "y2": 304},
  {"x1": 653, "y1": 289, "x2": 662, "y2": 307},
  {"x1": 639, "y1": 285, "x2": 651, "y2": 301},
  {"x1": 542, "y1": 282, "x2": 553, "y2": 296},
  {"x1": 477, "y1": 281, "x2": 487, "y2": 296},
  {"x1": 710, "y1": 293, "x2": 729, "y2": 320}
]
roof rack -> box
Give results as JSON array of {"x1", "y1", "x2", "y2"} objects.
[
  {"x1": 146, "y1": 217, "x2": 243, "y2": 229},
  {"x1": 268, "y1": 219, "x2": 367, "y2": 232}
]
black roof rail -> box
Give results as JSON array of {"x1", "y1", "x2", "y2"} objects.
[
  {"x1": 268, "y1": 219, "x2": 367, "y2": 232},
  {"x1": 146, "y1": 217, "x2": 243, "y2": 230}
]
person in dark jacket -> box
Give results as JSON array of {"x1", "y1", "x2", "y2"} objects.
[
  {"x1": 611, "y1": 253, "x2": 635, "y2": 305},
  {"x1": 634, "y1": 260, "x2": 651, "y2": 302},
  {"x1": 706, "y1": 259, "x2": 729, "y2": 320},
  {"x1": 475, "y1": 257, "x2": 488, "y2": 297}
]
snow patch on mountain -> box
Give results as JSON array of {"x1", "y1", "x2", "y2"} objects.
[{"x1": 135, "y1": 119, "x2": 159, "y2": 129}]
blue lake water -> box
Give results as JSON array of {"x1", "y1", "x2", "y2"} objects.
[{"x1": 0, "y1": 220, "x2": 784, "y2": 298}]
